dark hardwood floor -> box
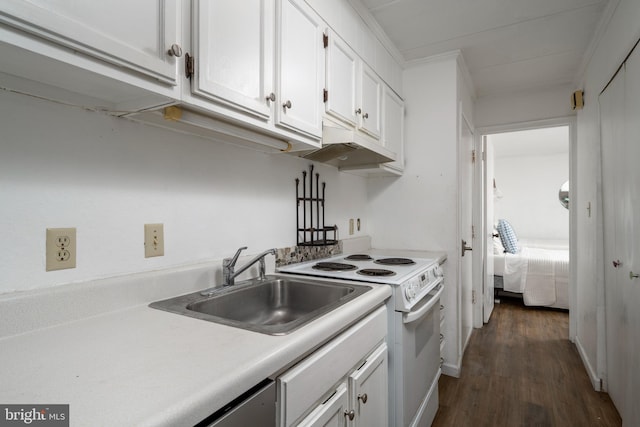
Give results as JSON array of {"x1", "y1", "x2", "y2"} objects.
[{"x1": 432, "y1": 297, "x2": 621, "y2": 427}]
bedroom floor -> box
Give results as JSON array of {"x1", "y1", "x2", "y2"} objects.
[{"x1": 433, "y1": 297, "x2": 621, "y2": 426}]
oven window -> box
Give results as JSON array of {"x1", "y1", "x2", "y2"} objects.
[{"x1": 414, "y1": 309, "x2": 434, "y2": 358}]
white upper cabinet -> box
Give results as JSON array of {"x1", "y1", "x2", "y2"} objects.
[
  {"x1": 277, "y1": 0, "x2": 325, "y2": 139},
  {"x1": 0, "y1": 0, "x2": 180, "y2": 86},
  {"x1": 325, "y1": 29, "x2": 358, "y2": 126},
  {"x1": 358, "y1": 62, "x2": 382, "y2": 139},
  {"x1": 191, "y1": 0, "x2": 274, "y2": 120},
  {"x1": 381, "y1": 85, "x2": 405, "y2": 172}
]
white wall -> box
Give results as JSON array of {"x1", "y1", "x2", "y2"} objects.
[
  {"x1": 475, "y1": 84, "x2": 575, "y2": 129},
  {"x1": 0, "y1": 90, "x2": 369, "y2": 294},
  {"x1": 492, "y1": 152, "x2": 569, "y2": 242},
  {"x1": 574, "y1": 0, "x2": 640, "y2": 389},
  {"x1": 368, "y1": 52, "x2": 474, "y2": 374}
]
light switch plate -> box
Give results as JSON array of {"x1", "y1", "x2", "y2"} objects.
[
  {"x1": 144, "y1": 223, "x2": 164, "y2": 258},
  {"x1": 46, "y1": 228, "x2": 76, "y2": 271}
]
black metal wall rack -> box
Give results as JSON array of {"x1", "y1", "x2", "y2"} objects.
[{"x1": 295, "y1": 165, "x2": 337, "y2": 246}]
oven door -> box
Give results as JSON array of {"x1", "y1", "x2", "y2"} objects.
[{"x1": 394, "y1": 282, "x2": 443, "y2": 427}]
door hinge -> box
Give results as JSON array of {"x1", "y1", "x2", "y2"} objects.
[
  {"x1": 323, "y1": 32, "x2": 328, "y2": 48},
  {"x1": 472, "y1": 290, "x2": 476, "y2": 304},
  {"x1": 185, "y1": 53, "x2": 194, "y2": 79},
  {"x1": 472, "y1": 225, "x2": 475, "y2": 239},
  {"x1": 472, "y1": 149, "x2": 476, "y2": 163},
  {"x1": 323, "y1": 89, "x2": 328, "y2": 103}
]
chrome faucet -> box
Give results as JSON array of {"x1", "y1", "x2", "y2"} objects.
[{"x1": 200, "y1": 247, "x2": 277, "y2": 296}]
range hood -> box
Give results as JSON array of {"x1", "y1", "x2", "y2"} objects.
[{"x1": 300, "y1": 124, "x2": 396, "y2": 168}]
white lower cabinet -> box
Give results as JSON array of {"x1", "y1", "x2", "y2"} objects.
[{"x1": 277, "y1": 306, "x2": 387, "y2": 427}]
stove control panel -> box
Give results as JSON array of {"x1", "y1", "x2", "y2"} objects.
[{"x1": 398, "y1": 265, "x2": 443, "y2": 311}]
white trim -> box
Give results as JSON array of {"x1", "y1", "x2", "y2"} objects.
[
  {"x1": 441, "y1": 360, "x2": 461, "y2": 378},
  {"x1": 405, "y1": 50, "x2": 462, "y2": 68},
  {"x1": 576, "y1": 336, "x2": 602, "y2": 391}
]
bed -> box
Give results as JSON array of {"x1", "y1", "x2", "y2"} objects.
[{"x1": 493, "y1": 219, "x2": 569, "y2": 310}]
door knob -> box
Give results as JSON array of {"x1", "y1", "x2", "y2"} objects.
[
  {"x1": 344, "y1": 409, "x2": 355, "y2": 420},
  {"x1": 283, "y1": 100, "x2": 292, "y2": 110},
  {"x1": 461, "y1": 239, "x2": 472, "y2": 257},
  {"x1": 358, "y1": 393, "x2": 368, "y2": 404},
  {"x1": 631, "y1": 271, "x2": 639, "y2": 279},
  {"x1": 266, "y1": 92, "x2": 276, "y2": 102},
  {"x1": 613, "y1": 260, "x2": 622, "y2": 268}
]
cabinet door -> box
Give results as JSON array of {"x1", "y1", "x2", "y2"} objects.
[
  {"x1": 192, "y1": 0, "x2": 274, "y2": 120},
  {"x1": 0, "y1": 0, "x2": 180, "y2": 85},
  {"x1": 298, "y1": 383, "x2": 348, "y2": 427},
  {"x1": 358, "y1": 63, "x2": 382, "y2": 139},
  {"x1": 382, "y1": 86, "x2": 404, "y2": 171},
  {"x1": 277, "y1": 0, "x2": 324, "y2": 138},
  {"x1": 325, "y1": 30, "x2": 357, "y2": 126},
  {"x1": 348, "y1": 343, "x2": 387, "y2": 427}
]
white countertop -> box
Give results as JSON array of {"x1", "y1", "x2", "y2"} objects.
[{"x1": 0, "y1": 270, "x2": 391, "y2": 426}]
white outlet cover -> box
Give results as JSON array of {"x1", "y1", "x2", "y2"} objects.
[{"x1": 46, "y1": 228, "x2": 76, "y2": 271}]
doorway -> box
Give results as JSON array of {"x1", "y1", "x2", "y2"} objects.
[{"x1": 473, "y1": 120, "x2": 576, "y2": 334}]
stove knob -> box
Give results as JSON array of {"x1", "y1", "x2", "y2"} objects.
[{"x1": 405, "y1": 287, "x2": 414, "y2": 301}]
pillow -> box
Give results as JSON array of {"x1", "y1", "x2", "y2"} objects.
[{"x1": 497, "y1": 219, "x2": 520, "y2": 254}]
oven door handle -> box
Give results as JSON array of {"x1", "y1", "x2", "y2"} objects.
[{"x1": 403, "y1": 284, "x2": 444, "y2": 324}]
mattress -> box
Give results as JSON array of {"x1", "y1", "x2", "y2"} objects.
[{"x1": 493, "y1": 246, "x2": 569, "y2": 309}]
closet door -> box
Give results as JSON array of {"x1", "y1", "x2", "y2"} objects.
[
  {"x1": 622, "y1": 46, "x2": 640, "y2": 427},
  {"x1": 600, "y1": 64, "x2": 627, "y2": 417}
]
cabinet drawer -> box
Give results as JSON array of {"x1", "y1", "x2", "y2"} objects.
[{"x1": 278, "y1": 305, "x2": 386, "y2": 426}]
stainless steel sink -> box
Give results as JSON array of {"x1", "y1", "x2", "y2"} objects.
[{"x1": 149, "y1": 275, "x2": 371, "y2": 335}]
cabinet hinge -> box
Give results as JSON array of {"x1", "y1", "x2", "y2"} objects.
[
  {"x1": 471, "y1": 149, "x2": 476, "y2": 163},
  {"x1": 472, "y1": 290, "x2": 476, "y2": 304},
  {"x1": 323, "y1": 32, "x2": 328, "y2": 48},
  {"x1": 482, "y1": 150, "x2": 486, "y2": 161},
  {"x1": 323, "y1": 89, "x2": 328, "y2": 103},
  {"x1": 472, "y1": 225, "x2": 475, "y2": 239},
  {"x1": 185, "y1": 53, "x2": 194, "y2": 79}
]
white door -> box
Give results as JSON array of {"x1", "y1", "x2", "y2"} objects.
[
  {"x1": 277, "y1": 0, "x2": 324, "y2": 138},
  {"x1": 0, "y1": 0, "x2": 180, "y2": 85},
  {"x1": 191, "y1": 0, "x2": 274, "y2": 120},
  {"x1": 358, "y1": 63, "x2": 382, "y2": 139},
  {"x1": 459, "y1": 114, "x2": 474, "y2": 347},
  {"x1": 348, "y1": 344, "x2": 387, "y2": 427},
  {"x1": 298, "y1": 383, "x2": 349, "y2": 427},
  {"x1": 325, "y1": 30, "x2": 358, "y2": 126},
  {"x1": 483, "y1": 137, "x2": 495, "y2": 323},
  {"x1": 622, "y1": 47, "x2": 640, "y2": 427},
  {"x1": 600, "y1": 62, "x2": 628, "y2": 419}
]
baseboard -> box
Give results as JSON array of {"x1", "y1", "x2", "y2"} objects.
[
  {"x1": 441, "y1": 360, "x2": 461, "y2": 378},
  {"x1": 575, "y1": 336, "x2": 601, "y2": 391}
]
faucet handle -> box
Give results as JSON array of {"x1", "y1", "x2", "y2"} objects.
[{"x1": 227, "y1": 246, "x2": 248, "y2": 266}]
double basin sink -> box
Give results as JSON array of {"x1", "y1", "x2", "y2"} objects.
[{"x1": 150, "y1": 275, "x2": 371, "y2": 335}]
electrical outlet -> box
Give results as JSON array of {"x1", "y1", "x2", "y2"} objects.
[
  {"x1": 144, "y1": 224, "x2": 164, "y2": 258},
  {"x1": 46, "y1": 228, "x2": 76, "y2": 271},
  {"x1": 349, "y1": 218, "x2": 354, "y2": 235}
]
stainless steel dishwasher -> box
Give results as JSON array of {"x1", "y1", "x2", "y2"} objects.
[{"x1": 195, "y1": 380, "x2": 276, "y2": 427}]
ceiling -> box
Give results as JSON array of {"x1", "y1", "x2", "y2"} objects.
[{"x1": 360, "y1": 0, "x2": 612, "y2": 97}]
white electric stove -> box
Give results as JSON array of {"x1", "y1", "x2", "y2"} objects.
[{"x1": 278, "y1": 251, "x2": 444, "y2": 427}]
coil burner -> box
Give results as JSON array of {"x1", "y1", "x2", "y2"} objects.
[
  {"x1": 312, "y1": 262, "x2": 358, "y2": 271},
  {"x1": 374, "y1": 257, "x2": 416, "y2": 266},
  {"x1": 344, "y1": 254, "x2": 374, "y2": 261},
  {"x1": 357, "y1": 268, "x2": 396, "y2": 277}
]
